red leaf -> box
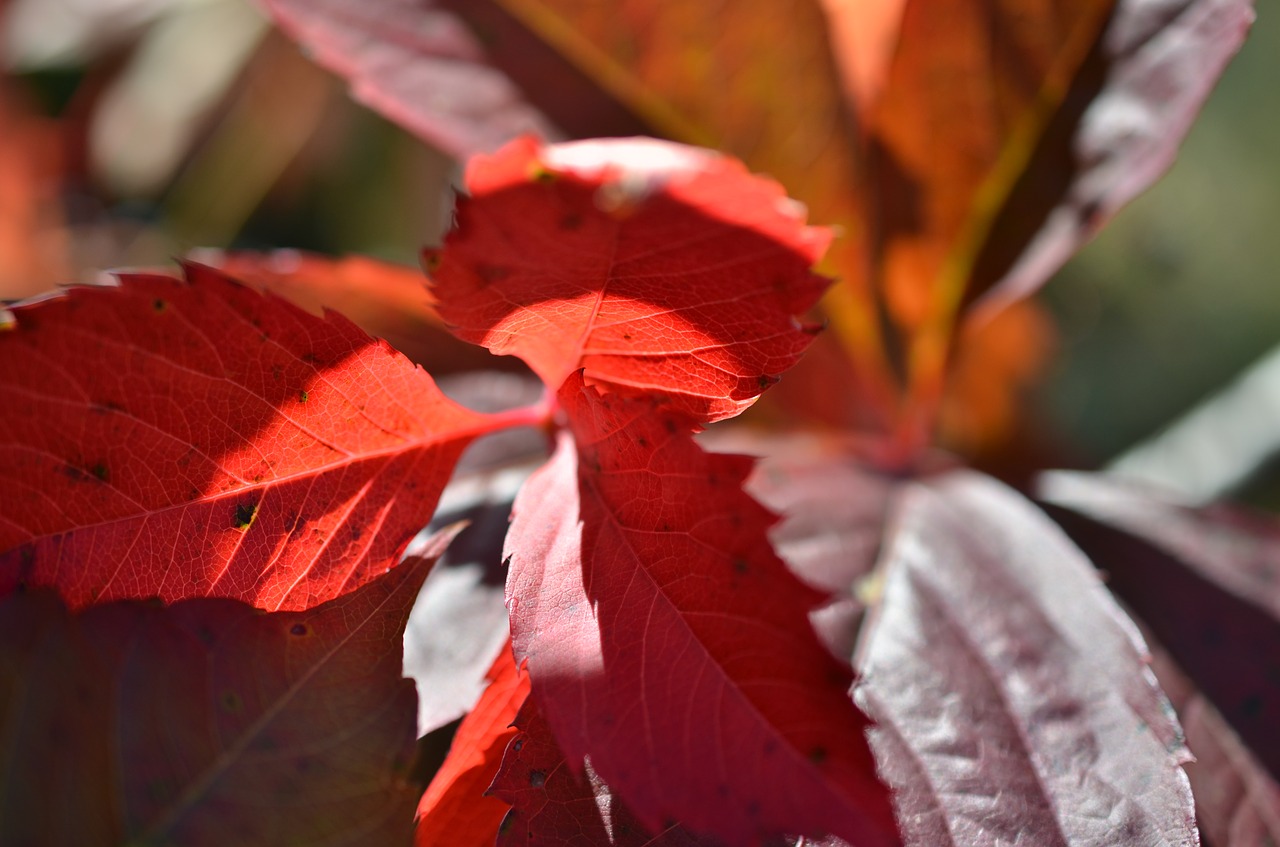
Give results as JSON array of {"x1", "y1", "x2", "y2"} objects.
[
  {"x1": 1151, "y1": 646, "x2": 1280, "y2": 846},
  {"x1": 415, "y1": 640, "x2": 527, "y2": 847},
  {"x1": 0, "y1": 264, "x2": 493, "y2": 610},
  {"x1": 858, "y1": 472, "x2": 1198, "y2": 846},
  {"x1": 718, "y1": 430, "x2": 901, "y2": 661},
  {"x1": 502, "y1": 373, "x2": 898, "y2": 846},
  {"x1": 1040, "y1": 471, "x2": 1280, "y2": 783},
  {"x1": 490, "y1": 694, "x2": 714, "y2": 846},
  {"x1": 260, "y1": 0, "x2": 557, "y2": 157},
  {"x1": 0, "y1": 527, "x2": 454, "y2": 846},
  {"x1": 432, "y1": 136, "x2": 831, "y2": 422}
]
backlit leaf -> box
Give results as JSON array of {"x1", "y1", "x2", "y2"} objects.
[
  {"x1": 490, "y1": 693, "x2": 713, "y2": 846},
  {"x1": 200, "y1": 249, "x2": 452, "y2": 368},
  {"x1": 502, "y1": 373, "x2": 898, "y2": 846},
  {"x1": 858, "y1": 471, "x2": 1198, "y2": 846},
  {"x1": 431, "y1": 136, "x2": 830, "y2": 422},
  {"x1": 414, "y1": 640, "x2": 526, "y2": 847},
  {"x1": 0, "y1": 528, "x2": 454, "y2": 846},
  {"x1": 0, "y1": 263, "x2": 493, "y2": 610}
]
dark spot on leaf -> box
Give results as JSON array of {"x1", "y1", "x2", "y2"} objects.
[
  {"x1": 195, "y1": 626, "x2": 216, "y2": 646},
  {"x1": 757, "y1": 374, "x2": 780, "y2": 389},
  {"x1": 478, "y1": 264, "x2": 511, "y2": 284},
  {"x1": 221, "y1": 691, "x2": 242, "y2": 713},
  {"x1": 299, "y1": 390, "x2": 309, "y2": 403},
  {"x1": 809, "y1": 746, "x2": 827, "y2": 764},
  {"x1": 61, "y1": 464, "x2": 88, "y2": 483},
  {"x1": 529, "y1": 770, "x2": 546, "y2": 788},
  {"x1": 153, "y1": 299, "x2": 166, "y2": 312},
  {"x1": 91, "y1": 463, "x2": 109, "y2": 482},
  {"x1": 234, "y1": 502, "x2": 259, "y2": 531},
  {"x1": 733, "y1": 559, "x2": 749, "y2": 574},
  {"x1": 512, "y1": 738, "x2": 523, "y2": 752},
  {"x1": 746, "y1": 800, "x2": 761, "y2": 817},
  {"x1": 302, "y1": 353, "x2": 319, "y2": 364},
  {"x1": 290, "y1": 623, "x2": 308, "y2": 637},
  {"x1": 1241, "y1": 694, "x2": 1264, "y2": 718},
  {"x1": 664, "y1": 418, "x2": 677, "y2": 434},
  {"x1": 560, "y1": 213, "x2": 583, "y2": 230},
  {"x1": 622, "y1": 332, "x2": 632, "y2": 340}
]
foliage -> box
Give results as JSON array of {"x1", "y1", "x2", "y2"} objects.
[{"x1": 1, "y1": 2, "x2": 1277, "y2": 846}]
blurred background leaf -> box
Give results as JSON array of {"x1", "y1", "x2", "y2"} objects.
[{"x1": 1, "y1": 0, "x2": 1275, "y2": 504}]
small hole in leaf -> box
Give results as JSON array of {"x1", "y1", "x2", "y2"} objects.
[{"x1": 233, "y1": 502, "x2": 259, "y2": 531}]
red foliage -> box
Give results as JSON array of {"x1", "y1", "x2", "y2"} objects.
[
  {"x1": 504, "y1": 375, "x2": 896, "y2": 845},
  {"x1": 415, "y1": 643, "x2": 527, "y2": 847},
  {"x1": 0, "y1": 265, "x2": 493, "y2": 610},
  {"x1": 431, "y1": 136, "x2": 829, "y2": 423},
  {"x1": 0, "y1": 529, "x2": 455, "y2": 846},
  {"x1": 489, "y1": 694, "x2": 713, "y2": 846}
]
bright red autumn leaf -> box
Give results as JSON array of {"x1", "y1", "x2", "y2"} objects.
[
  {"x1": 489, "y1": 693, "x2": 714, "y2": 846},
  {"x1": 1040, "y1": 471, "x2": 1280, "y2": 782},
  {"x1": 503, "y1": 373, "x2": 898, "y2": 846},
  {"x1": 431, "y1": 135, "x2": 830, "y2": 422},
  {"x1": 0, "y1": 263, "x2": 500, "y2": 611},
  {"x1": 857, "y1": 472, "x2": 1198, "y2": 846},
  {"x1": 0, "y1": 528, "x2": 454, "y2": 846},
  {"x1": 415, "y1": 641, "x2": 526, "y2": 847}
]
